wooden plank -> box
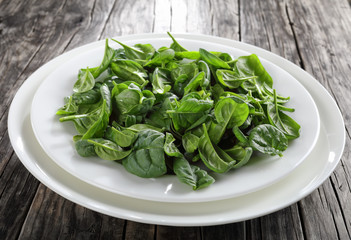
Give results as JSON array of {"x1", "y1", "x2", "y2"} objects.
[
  {"x1": 202, "y1": 222, "x2": 246, "y2": 240},
  {"x1": 154, "y1": 0, "x2": 171, "y2": 33},
  {"x1": 209, "y1": 0, "x2": 240, "y2": 40},
  {"x1": 101, "y1": 0, "x2": 155, "y2": 38},
  {"x1": 185, "y1": 0, "x2": 212, "y2": 35},
  {"x1": 286, "y1": 0, "x2": 351, "y2": 238},
  {"x1": 169, "y1": 0, "x2": 187, "y2": 32},
  {"x1": 260, "y1": 206, "x2": 304, "y2": 240},
  {"x1": 240, "y1": 0, "x2": 301, "y2": 63},
  {"x1": 170, "y1": 0, "x2": 212, "y2": 34},
  {"x1": 124, "y1": 221, "x2": 155, "y2": 240},
  {"x1": 239, "y1": 0, "x2": 307, "y2": 239},
  {"x1": 19, "y1": 184, "x2": 125, "y2": 239},
  {"x1": 0, "y1": 0, "x2": 66, "y2": 117},
  {"x1": 0, "y1": 154, "x2": 40, "y2": 239},
  {"x1": 156, "y1": 226, "x2": 201, "y2": 240},
  {"x1": 246, "y1": 219, "x2": 262, "y2": 240},
  {"x1": 64, "y1": 0, "x2": 118, "y2": 50}
]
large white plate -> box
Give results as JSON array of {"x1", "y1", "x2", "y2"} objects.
[
  {"x1": 8, "y1": 34, "x2": 345, "y2": 226},
  {"x1": 30, "y1": 34, "x2": 319, "y2": 203}
]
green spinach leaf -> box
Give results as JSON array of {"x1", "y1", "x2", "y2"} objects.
[
  {"x1": 248, "y1": 124, "x2": 288, "y2": 156},
  {"x1": 88, "y1": 138, "x2": 132, "y2": 160},
  {"x1": 122, "y1": 130, "x2": 167, "y2": 178},
  {"x1": 173, "y1": 157, "x2": 215, "y2": 190}
]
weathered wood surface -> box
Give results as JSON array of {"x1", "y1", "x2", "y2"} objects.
[{"x1": 0, "y1": 0, "x2": 350, "y2": 239}]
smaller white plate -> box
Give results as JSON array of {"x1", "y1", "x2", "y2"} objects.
[{"x1": 30, "y1": 35, "x2": 320, "y2": 203}]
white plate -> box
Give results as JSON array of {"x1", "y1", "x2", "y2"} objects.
[
  {"x1": 8, "y1": 33, "x2": 345, "y2": 226},
  {"x1": 30, "y1": 34, "x2": 320, "y2": 203}
]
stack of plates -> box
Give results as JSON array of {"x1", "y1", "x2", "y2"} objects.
[{"x1": 8, "y1": 33, "x2": 345, "y2": 226}]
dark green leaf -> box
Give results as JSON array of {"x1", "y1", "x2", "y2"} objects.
[
  {"x1": 151, "y1": 67, "x2": 172, "y2": 94},
  {"x1": 248, "y1": 124, "x2": 288, "y2": 156},
  {"x1": 198, "y1": 124, "x2": 237, "y2": 173},
  {"x1": 224, "y1": 145, "x2": 253, "y2": 168},
  {"x1": 56, "y1": 96, "x2": 78, "y2": 115},
  {"x1": 167, "y1": 32, "x2": 188, "y2": 52},
  {"x1": 209, "y1": 98, "x2": 249, "y2": 144},
  {"x1": 122, "y1": 130, "x2": 167, "y2": 178},
  {"x1": 164, "y1": 133, "x2": 182, "y2": 158},
  {"x1": 112, "y1": 39, "x2": 155, "y2": 60},
  {"x1": 216, "y1": 69, "x2": 256, "y2": 89},
  {"x1": 235, "y1": 54, "x2": 273, "y2": 90},
  {"x1": 144, "y1": 49, "x2": 175, "y2": 67},
  {"x1": 88, "y1": 138, "x2": 132, "y2": 160},
  {"x1": 173, "y1": 157, "x2": 215, "y2": 190},
  {"x1": 105, "y1": 126, "x2": 136, "y2": 148},
  {"x1": 74, "y1": 137, "x2": 97, "y2": 157},
  {"x1": 182, "y1": 132, "x2": 200, "y2": 153},
  {"x1": 199, "y1": 48, "x2": 231, "y2": 69},
  {"x1": 73, "y1": 68, "x2": 95, "y2": 93},
  {"x1": 92, "y1": 39, "x2": 115, "y2": 78},
  {"x1": 111, "y1": 59, "x2": 147, "y2": 85}
]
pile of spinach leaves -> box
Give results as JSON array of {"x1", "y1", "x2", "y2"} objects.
[{"x1": 57, "y1": 33, "x2": 300, "y2": 190}]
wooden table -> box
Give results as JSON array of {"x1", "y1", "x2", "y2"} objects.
[{"x1": 1, "y1": 0, "x2": 350, "y2": 239}]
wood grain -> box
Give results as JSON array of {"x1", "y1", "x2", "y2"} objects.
[
  {"x1": 286, "y1": 0, "x2": 351, "y2": 238},
  {"x1": 20, "y1": 185, "x2": 125, "y2": 239},
  {"x1": 0, "y1": 0, "x2": 350, "y2": 239},
  {"x1": 0, "y1": 154, "x2": 39, "y2": 239}
]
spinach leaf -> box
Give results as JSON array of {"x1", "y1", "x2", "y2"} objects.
[
  {"x1": 72, "y1": 88, "x2": 101, "y2": 105},
  {"x1": 81, "y1": 99, "x2": 110, "y2": 139},
  {"x1": 151, "y1": 67, "x2": 172, "y2": 94},
  {"x1": 224, "y1": 145, "x2": 253, "y2": 168},
  {"x1": 116, "y1": 86, "x2": 151, "y2": 124},
  {"x1": 216, "y1": 69, "x2": 256, "y2": 89},
  {"x1": 183, "y1": 72, "x2": 205, "y2": 95},
  {"x1": 182, "y1": 131, "x2": 200, "y2": 153},
  {"x1": 73, "y1": 68, "x2": 95, "y2": 93},
  {"x1": 167, "y1": 92, "x2": 213, "y2": 133},
  {"x1": 248, "y1": 124, "x2": 288, "y2": 156},
  {"x1": 74, "y1": 137, "x2": 97, "y2": 157},
  {"x1": 126, "y1": 124, "x2": 164, "y2": 133},
  {"x1": 134, "y1": 43, "x2": 156, "y2": 59},
  {"x1": 92, "y1": 39, "x2": 115, "y2": 78},
  {"x1": 208, "y1": 98, "x2": 249, "y2": 144},
  {"x1": 266, "y1": 90, "x2": 300, "y2": 139},
  {"x1": 145, "y1": 96, "x2": 173, "y2": 130},
  {"x1": 164, "y1": 132, "x2": 182, "y2": 158},
  {"x1": 175, "y1": 51, "x2": 200, "y2": 60},
  {"x1": 167, "y1": 32, "x2": 187, "y2": 52},
  {"x1": 112, "y1": 39, "x2": 155, "y2": 61},
  {"x1": 144, "y1": 48, "x2": 175, "y2": 67},
  {"x1": 114, "y1": 83, "x2": 155, "y2": 118},
  {"x1": 171, "y1": 62, "x2": 198, "y2": 85},
  {"x1": 122, "y1": 130, "x2": 167, "y2": 178},
  {"x1": 198, "y1": 124, "x2": 237, "y2": 173},
  {"x1": 198, "y1": 60, "x2": 211, "y2": 88},
  {"x1": 56, "y1": 96, "x2": 78, "y2": 115},
  {"x1": 88, "y1": 138, "x2": 132, "y2": 160},
  {"x1": 105, "y1": 125, "x2": 136, "y2": 148},
  {"x1": 173, "y1": 157, "x2": 215, "y2": 190},
  {"x1": 235, "y1": 54, "x2": 273, "y2": 90},
  {"x1": 199, "y1": 48, "x2": 231, "y2": 69},
  {"x1": 59, "y1": 100, "x2": 108, "y2": 137},
  {"x1": 111, "y1": 59, "x2": 147, "y2": 85}
]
